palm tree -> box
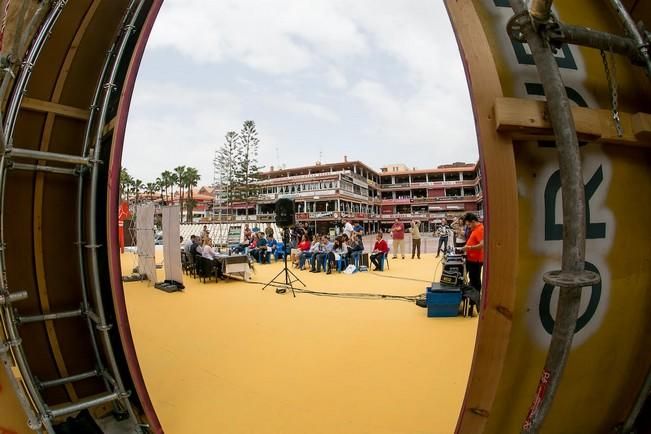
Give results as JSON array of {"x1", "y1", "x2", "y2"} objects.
[
  {"x1": 184, "y1": 167, "x2": 201, "y2": 222},
  {"x1": 185, "y1": 198, "x2": 198, "y2": 223},
  {"x1": 160, "y1": 170, "x2": 173, "y2": 203},
  {"x1": 120, "y1": 168, "x2": 134, "y2": 203},
  {"x1": 174, "y1": 166, "x2": 186, "y2": 221},
  {"x1": 145, "y1": 182, "x2": 157, "y2": 200},
  {"x1": 169, "y1": 172, "x2": 179, "y2": 204},
  {"x1": 156, "y1": 177, "x2": 164, "y2": 202},
  {"x1": 133, "y1": 179, "x2": 144, "y2": 204}
]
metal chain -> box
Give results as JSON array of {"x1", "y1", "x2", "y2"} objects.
[{"x1": 600, "y1": 49, "x2": 624, "y2": 137}]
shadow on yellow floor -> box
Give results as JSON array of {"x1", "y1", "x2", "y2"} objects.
[{"x1": 121, "y1": 252, "x2": 477, "y2": 434}]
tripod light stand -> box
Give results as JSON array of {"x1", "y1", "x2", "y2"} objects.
[{"x1": 262, "y1": 227, "x2": 305, "y2": 297}]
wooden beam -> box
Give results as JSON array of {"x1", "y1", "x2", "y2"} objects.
[
  {"x1": 22, "y1": 97, "x2": 89, "y2": 121},
  {"x1": 102, "y1": 116, "x2": 117, "y2": 136},
  {"x1": 494, "y1": 97, "x2": 651, "y2": 147},
  {"x1": 632, "y1": 112, "x2": 651, "y2": 143}
]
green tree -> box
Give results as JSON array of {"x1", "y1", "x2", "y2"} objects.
[
  {"x1": 184, "y1": 167, "x2": 201, "y2": 222},
  {"x1": 160, "y1": 170, "x2": 173, "y2": 203},
  {"x1": 145, "y1": 182, "x2": 157, "y2": 200},
  {"x1": 174, "y1": 166, "x2": 187, "y2": 221},
  {"x1": 236, "y1": 120, "x2": 261, "y2": 217},
  {"x1": 132, "y1": 179, "x2": 144, "y2": 204},
  {"x1": 214, "y1": 131, "x2": 240, "y2": 220},
  {"x1": 155, "y1": 177, "x2": 164, "y2": 202},
  {"x1": 185, "y1": 198, "x2": 198, "y2": 223},
  {"x1": 120, "y1": 168, "x2": 134, "y2": 203},
  {"x1": 169, "y1": 172, "x2": 179, "y2": 204}
]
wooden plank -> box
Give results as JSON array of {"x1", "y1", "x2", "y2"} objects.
[
  {"x1": 632, "y1": 112, "x2": 651, "y2": 143},
  {"x1": 21, "y1": 97, "x2": 89, "y2": 121},
  {"x1": 102, "y1": 116, "x2": 117, "y2": 136},
  {"x1": 444, "y1": 2, "x2": 519, "y2": 433},
  {"x1": 494, "y1": 97, "x2": 651, "y2": 146}
]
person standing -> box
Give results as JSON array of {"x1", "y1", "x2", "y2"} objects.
[
  {"x1": 435, "y1": 221, "x2": 450, "y2": 257},
  {"x1": 265, "y1": 223, "x2": 274, "y2": 238},
  {"x1": 462, "y1": 213, "x2": 484, "y2": 317},
  {"x1": 343, "y1": 219, "x2": 354, "y2": 238},
  {"x1": 410, "y1": 220, "x2": 421, "y2": 259},
  {"x1": 390, "y1": 218, "x2": 405, "y2": 259},
  {"x1": 200, "y1": 225, "x2": 210, "y2": 244}
]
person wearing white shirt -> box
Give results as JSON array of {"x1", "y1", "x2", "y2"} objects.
[
  {"x1": 343, "y1": 219, "x2": 354, "y2": 238},
  {"x1": 201, "y1": 240, "x2": 218, "y2": 259}
]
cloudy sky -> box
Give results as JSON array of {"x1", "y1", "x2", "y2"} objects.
[{"x1": 123, "y1": 0, "x2": 478, "y2": 185}]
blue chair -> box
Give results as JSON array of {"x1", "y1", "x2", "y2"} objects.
[
  {"x1": 298, "y1": 252, "x2": 312, "y2": 269},
  {"x1": 274, "y1": 242, "x2": 286, "y2": 261},
  {"x1": 378, "y1": 249, "x2": 390, "y2": 271}
]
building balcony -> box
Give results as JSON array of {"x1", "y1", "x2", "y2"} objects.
[
  {"x1": 377, "y1": 179, "x2": 480, "y2": 189},
  {"x1": 380, "y1": 198, "x2": 412, "y2": 205}
]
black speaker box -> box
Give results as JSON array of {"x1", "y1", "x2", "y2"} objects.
[{"x1": 275, "y1": 198, "x2": 295, "y2": 228}]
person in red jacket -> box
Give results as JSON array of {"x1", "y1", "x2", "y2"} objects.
[
  {"x1": 390, "y1": 218, "x2": 405, "y2": 259},
  {"x1": 462, "y1": 213, "x2": 484, "y2": 316},
  {"x1": 370, "y1": 232, "x2": 389, "y2": 271}
]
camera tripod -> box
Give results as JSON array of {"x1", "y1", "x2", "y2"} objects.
[{"x1": 262, "y1": 227, "x2": 305, "y2": 297}]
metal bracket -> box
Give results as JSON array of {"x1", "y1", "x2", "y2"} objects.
[
  {"x1": 0, "y1": 290, "x2": 29, "y2": 305},
  {"x1": 507, "y1": 10, "x2": 563, "y2": 52},
  {"x1": 542, "y1": 269, "x2": 601, "y2": 288},
  {"x1": 96, "y1": 323, "x2": 113, "y2": 332}
]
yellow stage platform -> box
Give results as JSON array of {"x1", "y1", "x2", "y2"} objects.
[{"x1": 121, "y1": 252, "x2": 477, "y2": 434}]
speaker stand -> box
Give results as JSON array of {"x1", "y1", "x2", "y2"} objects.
[{"x1": 262, "y1": 228, "x2": 305, "y2": 297}]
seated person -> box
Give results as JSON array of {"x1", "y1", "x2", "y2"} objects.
[
  {"x1": 349, "y1": 232, "x2": 364, "y2": 263},
  {"x1": 184, "y1": 235, "x2": 196, "y2": 255},
  {"x1": 296, "y1": 234, "x2": 312, "y2": 268},
  {"x1": 249, "y1": 233, "x2": 269, "y2": 263},
  {"x1": 370, "y1": 233, "x2": 389, "y2": 271},
  {"x1": 311, "y1": 236, "x2": 333, "y2": 273},
  {"x1": 201, "y1": 239, "x2": 218, "y2": 259},
  {"x1": 266, "y1": 235, "x2": 277, "y2": 256},
  {"x1": 353, "y1": 222, "x2": 364, "y2": 236},
  {"x1": 326, "y1": 237, "x2": 348, "y2": 274},
  {"x1": 243, "y1": 224, "x2": 252, "y2": 241}
]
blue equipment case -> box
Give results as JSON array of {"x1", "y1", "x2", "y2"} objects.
[{"x1": 426, "y1": 283, "x2": 462, "y2": 317}]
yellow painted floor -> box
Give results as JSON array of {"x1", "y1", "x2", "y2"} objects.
[{"x1": 122, "y1": 252, "x2": 478, "y2": 434}]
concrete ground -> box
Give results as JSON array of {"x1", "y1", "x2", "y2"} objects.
[{"x1": 121, "y1": 251, "x2": 477, "y2": 434}]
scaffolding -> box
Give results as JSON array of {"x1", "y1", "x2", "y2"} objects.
[{"x1": 0, "y1": 1, "x2": 148, "y2": 432}]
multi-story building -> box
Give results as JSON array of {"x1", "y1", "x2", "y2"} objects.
[{"x1": 211, "y1": 158, "x2": 482, "y2": 233}]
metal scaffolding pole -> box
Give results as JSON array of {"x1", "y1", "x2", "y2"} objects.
[
  {"x1": 507, "y1": 1, "x2": 600, "y2": 433},
  {"x1": 0, "y1": 2, "x2": 68, "y2": 431},
  {"x1": 85, "y1": 0, "x2": 145, "y2": 428},
  {"x1": 5, "y1": 147, "x2": 90, "y2": 166},
  {"x1": 607, "y1": 0, "x2": 651, "y2": 77}
]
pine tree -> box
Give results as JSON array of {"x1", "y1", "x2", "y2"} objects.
[
  {"x1": 214, "y1": 131, "x2": 240, "y2": 220},
  {"x1": 237, "y1": 120, "x2": 261, "y2": 217}
]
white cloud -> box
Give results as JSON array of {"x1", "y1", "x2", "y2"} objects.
[
  {"x1": 123, "y1": 81, "x2": 244, "y2": 183},
  {"x1": 149, "y1": 0, "x2": 369, "y2": 74},
  {"x1": 325, "y1": 66, "x2": 348, "y2": 90},
  {"x1": 262, "y1": 93, "x2": 340, "y2": 124},
  {"x1": 123, "y1": 1, "x2": 479, "y2": 184}
]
